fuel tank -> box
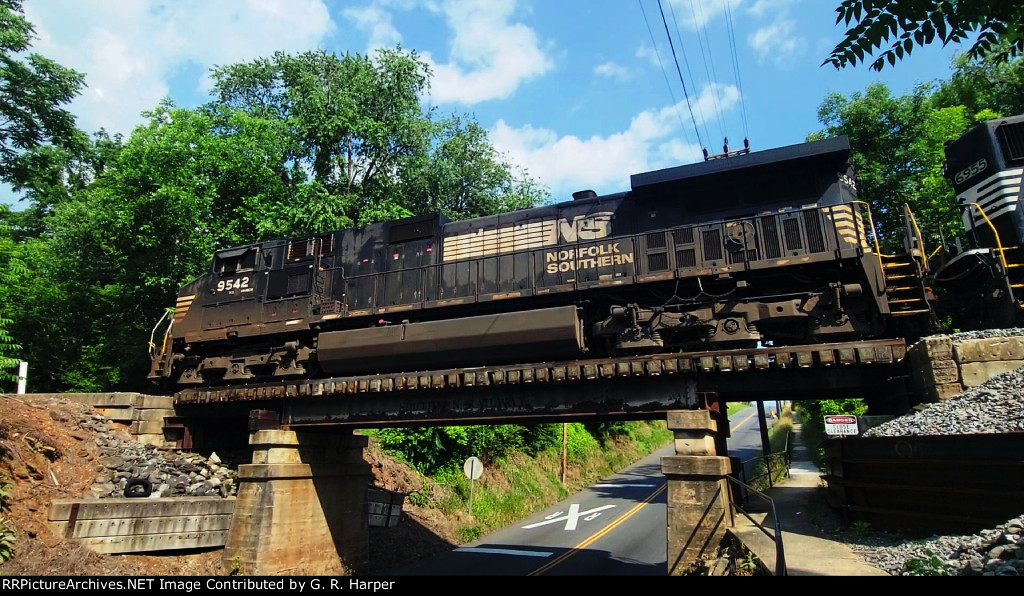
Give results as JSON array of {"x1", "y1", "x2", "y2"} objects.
[{"x1": 316, "y1": 305, "x2": 586, "y2": 375}]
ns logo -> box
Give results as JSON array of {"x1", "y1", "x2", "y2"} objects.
[{"x1": 557, "y1": 212, "x2": 614, "y2": 243}]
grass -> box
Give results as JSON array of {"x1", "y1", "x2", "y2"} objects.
[{"x1": 420, "y1": 420, "x2": 673, "y2": 542}]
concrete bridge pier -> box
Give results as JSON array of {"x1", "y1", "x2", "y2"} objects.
[
  {"x1": 223, "y1": 428, "x2": 371, "y2": 575},
  {"x1": 662, "y1": 408, "x2": 734, "y2": 575}
]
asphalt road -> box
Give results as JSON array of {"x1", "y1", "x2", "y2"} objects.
[{"x1": 394, "y1": 406, "x2": 776, "y2": 576}]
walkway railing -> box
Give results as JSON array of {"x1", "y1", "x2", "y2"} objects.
[
  {"x1": 725, "y1": 476, "x2": 788, "y2": 576},
  {"x1": 738, "y1": 432, "x2": 793, "y2": 491}
]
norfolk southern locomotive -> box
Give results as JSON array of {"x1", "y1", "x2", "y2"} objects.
[
  {"x1": 150, "y1": 133, "x2": 958, "y2": 389},
  {"x1": 930, "y1": 113, "x2": 1024, "y2": 329}
]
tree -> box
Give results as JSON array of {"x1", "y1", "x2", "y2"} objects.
[
  {"x1": 209, "y1": 47, "x2": 547, "y2": 225},
  {"x1": 0, "y1": 205, "x2": 23, "y2": 388},
  {"x1": 824, "y1": 0, "x2": 1024, "y2": 71},
  {"x1": 0, "y1": 0, "x2": 85, "y2": 187}
]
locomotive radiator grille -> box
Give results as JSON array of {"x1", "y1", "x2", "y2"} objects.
[
  {"x1": 803, "y1": 210, "x2": 827, "y2": 253},
  {"x1": 759, "y1": 217, "x2": 782, "y2": 258},
  {"x1": 702, "y1": 229, "x2": 723, "y2": 261}
]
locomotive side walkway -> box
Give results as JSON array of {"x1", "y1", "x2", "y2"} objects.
[{"x1": 729, "y1": 420, "x2": 889, "y2": 577}]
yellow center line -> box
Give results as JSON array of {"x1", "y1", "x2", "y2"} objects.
[
  {"x1": 528, "y1": 483, "x2": 667, "y2": 576},
  {"x1": 732, "y1": 410, "x2": 757, "y2": 431}
]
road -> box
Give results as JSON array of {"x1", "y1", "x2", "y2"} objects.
[{"x1": 394, "y1": 405, "x2": 777, "y2": 576}]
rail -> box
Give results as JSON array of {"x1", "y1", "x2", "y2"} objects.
[
  {"x1": 737, "y1": 432, "x2": 793, "y2": 493},
  {"x1": 726, "y1": 475, "x2": 787, "y2": 576}
]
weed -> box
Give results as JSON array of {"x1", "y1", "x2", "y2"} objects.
[
  {"x1": 903, "y1": 550, "x2": 951, "y2": 576},
  {"x1": 229, "y1": 555, "x2": 245, "y2": 576},
  {"x1": 851, "y1": 520, "x2": 873, "y2": 537},
  {"x1": 0, "y1": 520, "x2": 14, "y2": 564},
  {"x1": 458, "y1": 525, "x2": 481, "y2": 543}
]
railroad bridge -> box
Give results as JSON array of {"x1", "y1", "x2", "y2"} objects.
[
  {"x1": 140, "y1": 337, "x2": 910, "y2": 575},
  {"x1": 34, "y1": 336, "x2": 959, "y2": 575}
]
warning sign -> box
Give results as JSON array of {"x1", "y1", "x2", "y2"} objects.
[{"x1": 824, "y1": 415, "x2": 859, "y2": 436}]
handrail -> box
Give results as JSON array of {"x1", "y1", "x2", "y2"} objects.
[
  {"x1": 726, "y1": 475, "x2": 788, "y2": 576},
  {"x1": 903, "y1": 204, "x2": 929, "y2": 273},
  {"x1": 738, "y1": 432, "x2": 792, "y2": 491},
  {"x1": 851, "y1": 200, "x2": 882, "y2": 255},
  {"x1": 967, "y1": 202, "x2": 1011, "y2": 272}
]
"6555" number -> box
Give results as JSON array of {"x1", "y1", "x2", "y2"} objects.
[{"x1": 216, "y1": 277, "x2": 250, "y2": 292}]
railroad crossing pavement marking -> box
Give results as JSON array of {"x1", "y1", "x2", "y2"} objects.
[
  {"x1": 529, "y1": 484, "x2": 666, "y2": 576},
  {"x1": 521, "y1": 504, "x2": 616, "y2": 531},
  {"x1": 454, "y1": 547, "x2": 553, "y2": 557}
]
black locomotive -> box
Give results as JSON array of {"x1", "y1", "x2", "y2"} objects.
[
  {"x1": 931, "y1": 113, "x2": 1024, "y2": 329},
  {"x1": 149, "y1": 133, "x2": 945, "y2": 389}
]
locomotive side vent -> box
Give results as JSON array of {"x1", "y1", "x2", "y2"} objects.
[
  {"x1": 676, "y1": 248, "x2": 696, "y2": 268},
  {"x1": 647, "y1": 232, "x2": 667, "y2": 249},
  {"x1": 782, "y1": 218, "x2": 803, "y2": 252},
  {"x1": 803, "y1": 211, "x2": 826, "y2": 253},
  {"x1": 702, "y1": 229, "x2": 723, "y2": 261},
  {"x1": 674, "y1": 228, "x2": 694, "y2": 245},
  {"x1": 760, "y1": 217, "x2": 782, "y2": 258},
  {"x1": 647, "y1": 252, "x2": 669, "y2": 271}
]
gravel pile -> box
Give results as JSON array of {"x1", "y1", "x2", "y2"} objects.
[
  {"x1": 62, "y1": 410, "x2": 240, "y2": 500},
  {"x1": 845, "y1": 329, "x2": 1024, "y2": 576}
]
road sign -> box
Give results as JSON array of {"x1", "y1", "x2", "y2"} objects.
[
  {"x1": 464, "y1": 456, "x2": 483, "y2": 516},
  {"x1": 464, "y1": 456, "x2": 483, "y2": 480},
  {"x1": 824, "y1": 415, "x2": 859, "y2": 436}
]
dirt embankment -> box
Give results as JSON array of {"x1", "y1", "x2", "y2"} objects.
[{"x1": 0, "y1": 393, "x2": 462, "y2": 576}]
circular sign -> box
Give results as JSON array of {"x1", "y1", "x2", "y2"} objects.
[{"x1": 464, "y1": 456, "x2": 483, "y2": 480}]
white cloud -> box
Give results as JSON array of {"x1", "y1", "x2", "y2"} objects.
[
  {"x1": 419, "y1": 0, "x2": 553, "y2": 104},
  {"x1": 748, "y1": 15, "x2": 803, "y2": 65},
  {"x1": 490, "y1": 83, "x2": 739, "y2": 199},
  {"x1": 593, "y1": 61, "x2": 630, "y2": 81},
  {"x1": 343, "y1": 4, "x2": 402, "y2": 51},
  {"x1": 635, "y1": 42, "x2": 662, "y2": 68},
  {"x1": 25, "y1": 0, "x2": 334, "y2": 137},
  {"x1": 668, "y1": 0, "x2": 743, "y2": 30},
  {"x1": 746, "y1": 0, "x2": 800, "y2": 19}
]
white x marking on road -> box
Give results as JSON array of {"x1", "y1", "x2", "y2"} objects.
[{"x1": 521, "y1": 503, "x2": 616, "y2": 531}]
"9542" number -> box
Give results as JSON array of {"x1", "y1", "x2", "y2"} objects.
[{"x1": 216, "y1": 277, "x2": 250, "y2": 292}]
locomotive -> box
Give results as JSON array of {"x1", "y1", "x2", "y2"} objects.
[
  {"x1": 930, "y1": 113, "x2": 1024, "y2": 329},
  {"x1": 150, "y1": 125, "x2": 1007, "y2": 391}
]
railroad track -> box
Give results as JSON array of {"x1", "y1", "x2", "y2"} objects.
[{"x1": 174, "y1": 337, "x2": 908, "y2": 405}]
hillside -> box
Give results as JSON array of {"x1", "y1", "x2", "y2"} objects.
[{"x1": 0, "y1": 393, "x2": 476, "y2": 576}]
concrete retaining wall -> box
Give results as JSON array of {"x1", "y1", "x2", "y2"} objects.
[
  {"x1": 48, "y1": 497, "x2": 235, "y2": 554},
  {"x1": 35, "y1": 392, "x2": 181, "y2": 447},
  {"x1": 907, "y1": 334, "x2": 1024, "y2": 402}
]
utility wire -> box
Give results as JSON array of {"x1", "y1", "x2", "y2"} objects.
[
  {"x1": 655, "y1": 0, "x2": 704, "y2": 151},
  {"x1": 723, "y1": 0, "x2": 749, "y2": 142},
  {"x1": 637, "y1": 0, "x2": 690, "y2": 143},
  {"x1": 687, "y1": 0, "x2": 724, "y2": 143},
  {"x1": 666, "y1": 0, "x2": 712, "y2": 145}
]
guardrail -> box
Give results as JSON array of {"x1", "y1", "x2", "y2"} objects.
[{"x1": 726, "y1": 476, "x2": 787, "y2": 576}]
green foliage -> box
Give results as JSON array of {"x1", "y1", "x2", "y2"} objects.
[
  {"x1": 851, "y1": 520, "x2": 873, "y2": 537},
  {"x1": 458, "y1": 525, "x2": 482, "y2": 543},
  {"x1": 824, "y1": 1, "x2": 1024, "y2": 71},
  {"x1": 0, "y1": 519, "x2": 13, "y2": 563},
  {"x1": 374, "y1": 425, "x2": 530, "y2": 474},
  {"x1": 0, "y1": 0, "x2": 85, "y2": 188},
  {"x1": 0, "y1": 475, "x2": 13, "y2": 563},
  {"x1": 903, "y1": 549, "x2": 951, "y2": 576}
]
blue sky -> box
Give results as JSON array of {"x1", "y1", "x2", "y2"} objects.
[{"x1": 9, "y1": 0, "x2": 969, "y2": 208}]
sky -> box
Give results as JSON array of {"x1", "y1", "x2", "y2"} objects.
[{"x1": 7, "y1": 0, "x2": 970, "y2": 208}]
